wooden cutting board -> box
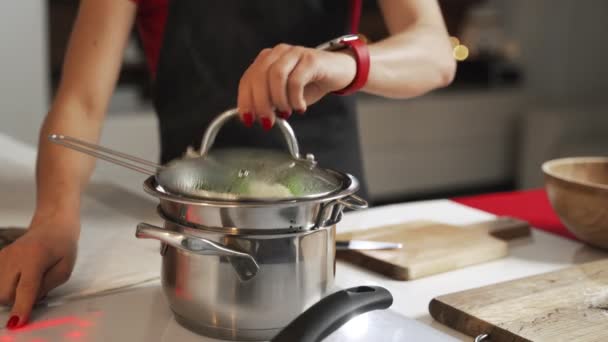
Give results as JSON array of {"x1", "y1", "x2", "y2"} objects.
[
  {"x1": 429, "y1": 259, "x2": 608, "y2": 342},
  {"x1": 336, "y1": 217, "x2": 531, "y2": 280}
]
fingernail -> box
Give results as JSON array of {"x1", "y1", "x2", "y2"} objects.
[
  {"x1": 277, "y1": 110, "x2": 291, "y2": 119},
  {"x1": 261, "y1": 117, "x2": 273, "y2": 131},
  {"x1": 297, "y1": 109, "x2": 306, "y2": 115},
  {"x1": 6, "y1": 315, "x2": 19, "y2": 329},
  {"x1": 242, "y1": 112, "x2": 254, "y2": 127}
]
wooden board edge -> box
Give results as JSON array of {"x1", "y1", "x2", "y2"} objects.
[
  {"x1": 336, "y1": 220, "x2": 439, "y2": 240},
  {"x1": 430, "y1": 259, "x2": 608, "y2": 301},
  {"x1": 428, "y1": 298, "x2": 532, "y2": 342},
  {"x1": 336, "y1": 238, "x2": 510, "y2": 281},
  {"x1": 336, "y1": 250, "x2": 408, "y2": 280}
]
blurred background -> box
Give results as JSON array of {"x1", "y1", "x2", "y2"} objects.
[{"x1": 1, "y1": 0, "x2": 607, "y2": 204}]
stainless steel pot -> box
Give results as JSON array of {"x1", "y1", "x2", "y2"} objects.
[
  {"x1": 136, "y1": 217, "x2": 336, "y2": 341},
  {"x1": 51, "y1": 107, "x2": 370, "y2": 340}
]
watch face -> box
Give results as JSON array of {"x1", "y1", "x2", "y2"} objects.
[
  {"x1": 0, "y1": 228, "x2": 26, "y2": 250},
  {"x1": 341, "y1": 34, "x2": 360, "y2": 42},
  {"x1": 357, "y1": 33, "x2": 369, "y2": 44},
  {"x1": 316, "y1": 34, "x2": 369, "y2": 51}
]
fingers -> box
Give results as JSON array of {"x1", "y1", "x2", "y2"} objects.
[
  {"x1": 250, "y1": 48, "x2": 277, "y2": 131},
  {"x1": 39, "y1": 258, "x2": 73, "y2": 299},
  {"x1": 0, "y1": 227, "x2": 78, "y2": 330},
  {"x1": 6, "y1": 257, "x2": 72, "y2": 329},
  {"x1": 287, "y1": 51, "x2": 319, "y2": 114},
  {"x1": 0, "y1": 268, "x2": 19, "y2": 306},
  {"x1": 239, "y1": 44, "x2": 321, "y2": 130},
  {"x1": 239, "y1": 45, "x2": 288, "y2": 130},
  {"x1": 269, "y1": 47, "x2": 302, "y2": 118},
  {"x1": 9, "y1": 268, "x2": 43, "y2": 329},
  {"x1": 1, "y1": 246, "x2": 70, "y2": 329},
  {"x1": 237, "y1": 76, "x2": 255, "y2": 127}
]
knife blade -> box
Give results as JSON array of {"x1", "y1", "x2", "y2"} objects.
[{"x1": 336, "y1": 240, "x2": 402, "y2": 251}]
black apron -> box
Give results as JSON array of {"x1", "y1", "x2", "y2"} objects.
[{"x1": 153, "y1": 0, "x2": 369, "y2": 199}]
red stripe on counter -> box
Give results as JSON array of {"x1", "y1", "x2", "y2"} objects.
[{"x1": 452, "y1": 188, "x2": 577, "y2": 240}]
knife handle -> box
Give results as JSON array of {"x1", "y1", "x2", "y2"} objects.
[
  {"x1": 335, "y1": 241, "x2": 350, "y2": 250},
  {"x1": 335, "y1": 240, "x2": 402, "y2": 251},
  {"x1": 468, "y1": 216, "x2": 531, "y2": 240}
]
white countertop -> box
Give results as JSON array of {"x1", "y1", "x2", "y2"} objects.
[{"x1": 1, "y1": 134, "x2": 606, "y2": 341}]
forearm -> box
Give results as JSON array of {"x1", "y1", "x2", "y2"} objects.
[
  {"x1": 361, "y1": 0, "x2": 456, "y2": 99},
  {"x1": 32, "y1": 103, "x2": 105, "y2": 228},
  {"x1": 31, "y1": 0, "x2": 136, "y2": 230},
  {"x1": 364, "y1": 25, "x2": 456, "y2": 98}
]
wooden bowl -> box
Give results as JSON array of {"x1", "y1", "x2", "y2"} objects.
[{"x1": 542, "y1": 157, "x2": 608, "y2": 249}]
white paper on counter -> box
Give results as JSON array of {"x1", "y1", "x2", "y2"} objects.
[{"x1": 0, "y1": 135, "x2": 163, "y2": 307}]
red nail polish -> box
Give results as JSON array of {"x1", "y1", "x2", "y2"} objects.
[
  {"x1": 6, "y1": 315, "x2": 19, "y2": 329},
  {"x1": 277, "y1": 110, "x2": 291, "y2": 119},
  {"x1": 297, "y1": 109, "x2": 306, "y2": 115},
  {"x1": 261, "y1": 117, "x2": 273, "y2": 131},
  {"x1": 242, "y1": 112, "x2": 254, "y2": 127}
]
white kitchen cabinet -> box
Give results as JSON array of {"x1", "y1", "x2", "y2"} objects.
[{"x1": 356, "y1": 89, "x2": 525, "y2": 201}]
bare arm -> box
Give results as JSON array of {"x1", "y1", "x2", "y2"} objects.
[
  {"x1": 0, "y1": 0, "x2": 136, "y2": 327},
  {"x1": 237, "y1": 0, "x2": 455, "y2": 123},
  {"x1": 363, "y1": 0, "x2": 456, "y2": 98},
  {"x1": 34, "y1": 0, "x2": 136, "y2": 227}
]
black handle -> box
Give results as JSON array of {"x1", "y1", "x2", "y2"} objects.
[{"x1": 271, "y1": 286, "x2": 393, "y2": 342}]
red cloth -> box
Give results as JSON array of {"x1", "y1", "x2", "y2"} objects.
[
  {"x1": 130, "y1": 0, "x2": 169, "y2": 77},
  {"x1": 452, "y1": 188, "x2": 577, "y2": 240},
  {"x1": 349, "y1": 0, "x2": 362, "y2": 34}
]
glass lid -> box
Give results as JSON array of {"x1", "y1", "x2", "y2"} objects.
[
  {"x1": 155, "y1": 109, "x2": 344, "y2": 201},
  {"x1": 158, "y1": 148, "x2": 343, "y2": 201}
]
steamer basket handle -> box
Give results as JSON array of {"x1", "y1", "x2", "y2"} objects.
[
  {"x1": 48, "y1": 134, "x2": 159, "y2": 176},
  {"x1": 337, "y1": 194, "x2": 369, "y2": 210}
]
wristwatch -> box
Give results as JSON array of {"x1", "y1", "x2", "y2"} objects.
[{"x1": 316, "y1": 34, "x2": 370, "y2": 95}]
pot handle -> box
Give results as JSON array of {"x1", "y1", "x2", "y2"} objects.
[
  {"x1": 136, "y1": 223, "x2": 259, "y2": 282},
  {"x1": 199, "y1": 108, "x2": 315, "y2": 165},
  {"x1": 337, "y1": 194, "x2": 369, "y2": 210},
  {"x1": 271, "y1": 286, "x2": 393, "y2": 342}
]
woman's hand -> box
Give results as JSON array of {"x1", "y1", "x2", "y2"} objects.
[
  {"x1": 237, "y1": 43, "x2": 356, "y2": 130},
  {"x1": 0, "y1": 215, "x2": 79, "y2": 329}
]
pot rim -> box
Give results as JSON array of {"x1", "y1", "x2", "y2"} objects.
[
  {"x1": 142, "y1": 169, "x2": 361, "y2": 208},
  {"x1": 162, "y1": 216, "x2": 337, "y2": 238}
]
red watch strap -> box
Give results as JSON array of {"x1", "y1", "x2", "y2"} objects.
[
  {"x1": 333, "y1": 37, "x2": 370, "y2": 95},
  {"x1": 349, "y1": 0, "x2": 362, "y2": 34}
]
